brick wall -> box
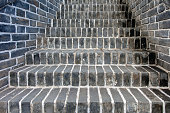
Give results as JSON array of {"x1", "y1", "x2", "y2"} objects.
[
  {"x1": 0, "y1": 0, "x2": 61, "y2": 89},
  {"x1": 128, "y1": 0, "x2": 170, "y2": 71}
]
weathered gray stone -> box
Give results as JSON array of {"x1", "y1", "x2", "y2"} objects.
[
  {"x1": 130, "y1": 88, "x2": 150, "y2": 113},
  {"x1": 56, "y1": 88, "x2": 69, "y2": 113},
  {"x1": 72, "y1": 65, "x2": 80, "y2": 86},
  {"x1": 96, "y1": 66, "x2": 104, "y2": 86},
  {"x1": 111, "y1": 66, "x2": 122, "y2": 86},
  {"x1": 44, "y1": 88, "x2": 60, "y2": 113},
  {"x1": 78, "y1": 88, "x2": 88, "y2": 113},
  {"x1": 9, "y1": 89, "x2": 32, "y2": 113},
  {"x1": 140, "y1": 88, "x2": 163, "y2": 113},
  {"x1": 119, "y1": 66, "x2": 131, "y2": 86},
  {"x1": 66, "y1": 88, "x2": 78, "y2": 113},
  {"x1": 110, "y1": 88, "x2": 124, "y2": 113},
  {"x1": 119, "y1": 88, "x2": 137, "y2": 113},
  {"x1": 100, "y1": 88, "x2": 112, "y2": 113},
  {"x1": 63, "y1": 65, "x2": 73, "y2": 86},
  {"x1": 90, "y1": 88, "x2": 100, "y2": 113},
  {"x1": 54, "y1": 65, "x2": 66, "y2": 86},
  {"x1": 89, "y1": 66, "x2": 96, "y2": 86}
]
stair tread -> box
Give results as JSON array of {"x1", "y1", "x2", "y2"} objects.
[{"x1": 1, "y1": 87, "x2": 170, "y2": 113}]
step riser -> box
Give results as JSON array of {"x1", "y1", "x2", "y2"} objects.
[
  {"x1": 37, "y1": 37, "x2": 146, "y2": 50},
  {"x1": 9, "y1": 66, "x2": 169, "y2": 87},
  {"x1": 26, "y1": 51, "x2": 151, "y2": 65}
]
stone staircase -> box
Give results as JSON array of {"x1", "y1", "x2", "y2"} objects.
[{"x1": 0, "y1": 0, "x2": 170, "y2": 113}]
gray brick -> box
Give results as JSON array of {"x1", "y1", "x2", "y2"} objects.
[
  {"x1": 140, "y1": 88, "x2": 163, "y2": 113},
  {"x1": 0, "y1": 88, "x2": 24, "y2": 113},
  {"x1": 46, "y1": 66, "x2": 58, "y2": 86},
  {"x1": 40, "y1": 52, "x2": 46, "y2": 64},
  {"x1": 37, "y1": 66, "x2": 50, "y2": 86},
  {"x1": 67, "y1": 38, "x2": 72, "y2": 49},
  {"x1": 0, "y1": 24, "x2": 15, "y2": 33},
  {"x1": 16, "y1": 9, "x2": 25, "y2": 17},
  {"x1": 96, "y1": 52, "x2": 103, "y2": 64},
  {"x1": 0, "y1": 34, "x2": 10, "y2": 42},
  {"x1": 12, "y1": 17, "x2": 29, "y2": 26},
  {"x1": 26, "y1": 12, "x2": 38, "y2": 20},
  {"x1": 119, "y1": 88, "x2": 137, "y2": 113},
  {"x1": 78, "y1": 88, "x2": 88, "y2": 113},
  {"x1": 28, "y1": 66, "x2": 43, "y2": 86},
  {"x1": 89, "y1": 66, "x2": 96, "y2": 86},
  {"x1": 100, "y1": 88, "x2": 112, "y2": 113},
  {"x1": 135, "y1": 66, "x2": 149, "y2": 87},
  {"x1": 119, "y1": 52, "x2": 126, "y2": 64},
  {"x1": 90, "y1": 88, "x2": 100, "y2": 113},
  {"x1": 129, "y1": 88, "x2": 150, "y2": 113},
  {"x1": 44, "y1": 88, "x2": 60, "y2": 113},
  {"x1": 0, "y1": 52, "x2": 9, "y2": 61},
  {"x1": 0, "y1": 14, "x2": 10, "y2": 23},
  {"x1": 151, "y1": 66, "x2": 168, "y2": 87},
  {"x1": 96, "y1": 66, "x2": 104, "y2": 86},
  {"x1": 75, "y1": 52, "x2": 81, "y2": 64},
  {"x1": 56, "y1": 88, "x2": 68, "y2": 113},
  {"x1": 54, "y1": 65, "x2": 66, "y2": 86},
  {"x1": 104, "y1": 53, "x2": 111, "y2": 64},
  {"x1": 32, "y1": 89, "x2": 50, "y2": 113},
  {"x1": 63, "y1": 65, "x2": 73, "y2": 86},
  {"x1": 14, "y1": 0, "x2": 29, "y2": 10},
  {"x1": 66, "y1": 88, "x2": 78, "y2": 113},
  {"x1": 0, "y1": 59, "x2": 16, "y2": 70},
  {"x1": 110, "y1": 88, "x2": 124, "y2": 113},
  {"x1": 9, "y1": 89, "x2": 32, "y2": 113},
  {"x1": 111, "y1": 66, "x2": 122, "y2": 86},
  {"x1": 72, "y1": 65, "x2": 80, "y2": 86},
  {"x1": 143, "y1": 66, "x2": 160, "y2": 86},
  {"x1": 80, "y1": 66, "x2": 88, "y2": 86},
  {"x1": 19, "y1": 66, "x2": 35, "y2": 86},
  {"x1": 17, "y1": 26, "x2": 25, "y2": 33},
  {"x1": 21, "y1": 88, "x2": 42, "y2": 113},
  {"x1": 119, "y1": 66, "x2": 131, "y2": 86},
  {"x1": 156, "y1": 11, "x2": 170, "y2": 22},
  {"x1": 159, "y1": 20, "x2": 170, "y2": 29},
  {"x1": 0, "y1": 88, "x2": 15, "y2": 99},
  {"x1": 127, "y1": 66, "x2": 140, "y2": 87}
]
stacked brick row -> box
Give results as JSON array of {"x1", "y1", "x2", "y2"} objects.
[{"x1": 0, "y1": 0, "x2": 63, "y2": 89}]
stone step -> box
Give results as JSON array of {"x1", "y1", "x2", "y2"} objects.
[
  {"x1": 9, "y1": 65, "x2": 169, "y2": 87},
  {"x1": 0, "y1": 87, "x2": 170, "y2": 113},
  {"x1": 52, "y1": 19, "x2": 136, "y2": 28},
  {"x1": 46, "y1": 27, "x2": 138, "y2": 38},
  {"x1": 64, "y1": 0, "x2": 127, "y2": 5},
  {"x1": 58, "y1": 5, "x2": 129, "y2": 13},
  {"x1": 56, "y1": 12, "x2": 132, "y2": 20},
  {"x1": 59, "y1": 3, "x2": 128, "y2": 9},
  {"x1": 37, "y1": 37, "x2": 146, "y2": 50},
  {"x1": 25, "y1": 49, "x2": 152, "y2": 65}
]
